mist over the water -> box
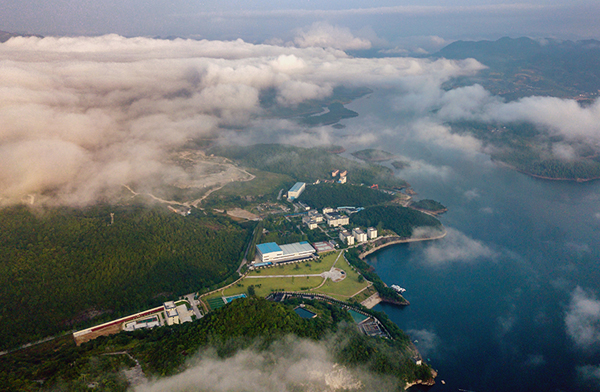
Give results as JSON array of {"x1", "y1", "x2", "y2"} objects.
[{"x1": 342, "y1": 90, "x2": 600, "y2": 391}]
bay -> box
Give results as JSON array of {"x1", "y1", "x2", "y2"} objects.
[{"x1": 342, "y1": 92, "x2": 600, "y2": 391}]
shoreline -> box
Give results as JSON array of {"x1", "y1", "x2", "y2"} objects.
[
  {"x1": 358, "y1": 230, "x2": 447, "y2": 260},
  {"x1": 492, "y1": 159, "x2": 600, "y2": 183}
]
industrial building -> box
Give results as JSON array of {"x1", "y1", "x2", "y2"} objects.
[
  {"x1": 255, "y1": 241, "x2": 316, "y2": 264},
  {"x1": 339, "y1": 230, "x2": 355, "y2": 245},
  {"x1": 352, "y1": 228, "x2": 368, "y2": 243},
  {"x1": 287, "y1": 182, "x2": 306, "y2": 201}
]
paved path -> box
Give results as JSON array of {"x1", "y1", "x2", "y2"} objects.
[
  {"x1": 184, "y1": 294, "x2": 203, "y2": 319},
  {"x1": 246, "y1": 274, "x2": 323, "y2": 278}
]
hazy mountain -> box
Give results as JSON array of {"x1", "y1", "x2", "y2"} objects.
[{"x1": 434, "y1": 36, "x2": 600, "y2": 99}]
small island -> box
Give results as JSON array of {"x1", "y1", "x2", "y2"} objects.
[
  {"x1": 409, "y1": 199, "x2": 448, "y2": 215},
  {"x1": 352, "y1": 148, "x2": 396, "y2": 162}
]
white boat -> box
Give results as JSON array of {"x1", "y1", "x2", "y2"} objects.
[{"x1": 391, "y1": 284, "x2": 406, "y2": 293}]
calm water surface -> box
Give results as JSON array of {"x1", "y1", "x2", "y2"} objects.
[{"x1": 343, "y1": 92, "x2": 600, "y2": 391}]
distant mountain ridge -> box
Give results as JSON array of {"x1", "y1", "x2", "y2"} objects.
[
  {"x1": 434, "y1": 36, "x2": 600, "y2": 99},
  {"x1": 0, "y1": 30, "x2": 43, "y2": 43}
]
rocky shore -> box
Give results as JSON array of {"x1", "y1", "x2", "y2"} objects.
[{"x1": 358, "y1": 230, "x2": 447, "y2": 260}]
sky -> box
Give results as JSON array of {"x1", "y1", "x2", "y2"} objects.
[{"x1": 2, "y1": 0, "x2": 600, "y2": 49}]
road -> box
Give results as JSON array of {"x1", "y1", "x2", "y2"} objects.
[{"x1": 184, "y1": 294, "x2": 203, "y2": 319}]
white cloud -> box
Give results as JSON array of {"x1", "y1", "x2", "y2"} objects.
[
  {"x1": 136, "y1": 337, "x2": 395, "y2": 392},
  {"x1": 418, "y1": 227, "x2": 496, "y2": 265},
  {"x1": 407, "y1": 329, "x2": 440, "y2": 358},
  {"x1": 0, "y1": 34, "x2": 485, "y2": 206},
  {"x1": 464, "y1": 189, "x2": 480, "y2": 200},
  {"x1": 293, "y1": 22, "x2": 371, "y2": 51},
  {"x1": 565, "y1": 287, "x2": 600, "y2": 350}
]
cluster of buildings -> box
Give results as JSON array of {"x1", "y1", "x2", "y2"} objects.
[
  {"x1": 339, "y1": 227, "x2": 377, "y2": 245},
  {"x1": 331, "y1": 169, "x2": 348, "y2": 184},
  {"x1": 163, "y1": 300, "x2": 193, "y2": 326}
]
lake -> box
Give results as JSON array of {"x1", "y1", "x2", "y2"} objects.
[{"x1": 343, "y1": 92, "x2": 600, "y2": 391}]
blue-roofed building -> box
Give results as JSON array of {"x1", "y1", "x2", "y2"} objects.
[
  {"x1": 256, "y1": 242, "x2": 283, "y2": 262},
  {"x1": 255, "y1": 241, "x2": 315, "y2": 264},
  {"x1": 287, "y1": 182, "x2": 306, "y2": 200}
]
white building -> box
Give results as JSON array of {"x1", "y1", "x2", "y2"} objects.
[
  {"x1": 339, "y1": 230, "x2": 355, "y2": 245},
  {"x1": 306, "y1": 220, "x2": 318, "y2": 230},
  {"x1": 287, "y1": 182, "x2": 306, "y2": 201},
  {"x1": 256, "y1": 241, "x2": 316, "y2": 263},
  {"x1": 322, "y1": 207, "x2": 335, "y2": 214},
  {"x1": 325, "y1": 212, "x2": 349, "y2": 227},
  {"x1": 338, "y1": 176, "x2": 347, "y2": 184},
  {"x1": 353, "y1": 228, "x2": 368, "y2": 243},
  {"x1": 367, "y1": 227, "x2": 378, "y2": 239}
]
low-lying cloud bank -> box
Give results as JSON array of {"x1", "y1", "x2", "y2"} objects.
[
  {"x1": 3, "y1": 31, "x2": 600, "y2": 206},
  {"x1": 566, "y1": 287, "x2": 600, "y2": 350},
  {"x1": 415, "y1": 227, "x2": 496, "y2": 265},
  {"x1": 0, "y1": 34, "x2": 482, "y2": 206},
  {"x1": 136, "y1": 337, "x2": 395, "y2": 392}
]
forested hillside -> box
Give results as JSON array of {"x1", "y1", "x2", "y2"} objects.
[
  {"x1": 0, "y1": 297, "x2": 434, "y2": 391},
  {"x1": 210, "y1": 144, "x2": 407, "y2": 188},
  {"x1": 351, "y1": 205, "x2": 442, "y2": 238},
  {"x1": 0, "y1": 205, "x2": 251, "y2": 350},
  {"x1": 299, "y1": 183, "x2": 394, "y2": 209}
]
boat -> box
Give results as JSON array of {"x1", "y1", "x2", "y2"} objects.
[{"x1": 391, "y1": 284, "x2": 406, "y2": 293}]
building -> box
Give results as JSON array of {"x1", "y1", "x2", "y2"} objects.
[
  {"x1": 338, "y1": 176, "x2": 347, "y2": 184},
  {"x1": 312, "y1": 241, "x2": 336, "y2": 253},
  {"x1": 255, "y1": 241, "x2": 316, "y2": 264},
  {"x1": 339, "y1": 230, "x2": 355, "y2": 245},
  {"x1": 331, "y1": 169, "x2": 339, "y2": 177},
  {"x1": 322, "y1": 207, "x2": 335, "y2": 214},
  {"x1": 297, "y1": 201, "x2": 311, "y2": 211},
  {"x1": 164, "y1": 301, "x2": 180, "y2": 326},
  {"x1": 367, "y1": 227, "x2": 378, "y2": 239},
  {"x1": 325, "y1": 212, "x2": 349, "y2": 227},
  {"x1": 305, "y1": 220, "x2": 318, "y2": 230},
  {"x1": 340, "y1": 170, "x2": 348, "y2": 177},
  {"x1": 287, "y1": 182, "x2": 306, "y2": 201},
  {"x1": 352, "y1": 228, "x2": 368, "y2": 243}
]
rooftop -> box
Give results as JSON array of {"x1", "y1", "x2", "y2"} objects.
[
  {"x1": 256, "y1": 242, "x2": 282, "y2": 254},
  {"x1": 289, "y1": 182, "x2": 305, "y2": 192}
]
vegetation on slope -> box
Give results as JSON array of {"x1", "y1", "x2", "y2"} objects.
[
  {"x1": 450, "y1": 121, "x2": 600, "y2": 180},
  {"x1": 352, "y1": 149, "x2": 396, "y2": 162},
  {"x1": 351, "y1": 205, "x2": 442, "y2": 238},
  {"x1": 210, "y1": 144, "x2": 407, "y2": 188},
  {"x1": 411, "y1": 199, "x2": 447, "y2": 212},
  {"x1": 0, "y1": 297, "x2": 433, "y2": 391},
  {"x1": 299, "y1": 183, "x2": 395, "y2": 209},
  {"x1": 0, "y1": 204, "x2": 251, "y2": 350}
]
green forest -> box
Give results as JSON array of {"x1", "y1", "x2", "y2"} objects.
[
  {"x1": 210, "y1": 144, "x2": 407, "y2": 188},
  {"x1": 0, "y1": 204, "x2": 251, "y2": 351},
  {"x1": 0, "y1": 297, "x2": 433, "y2": 391},
  {"x1": 449, "y1": 121, "x2": 600, "y2": 180},
  {"x1": 351, "y1": 205, "x2": 442, "y2": 238},
  {"x1": 298, "y1": 183, "x2": 395, "y2": 210},
  {"x1": 411, "y1": 199, "x2": 447, "y2": 212}
]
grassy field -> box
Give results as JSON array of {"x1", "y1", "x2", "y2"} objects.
[
  {"x1": 211, "y1": 168, "x2": 293, "y2": 198},
  {"x1": 313, "y1": 253, "x2": 370, "y2": 299},
  {"x1": 247, "y1": 252, "x2": 338, "y2": 277},
  {"x1": 203, "y1": 276, "x2": 325, "y2": 303},
  {"x1": 201, "y1": 251, "x2": 370, "y2": 308}
]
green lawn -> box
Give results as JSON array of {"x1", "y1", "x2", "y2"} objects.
[
  {"x1": 247, "y1": 252, "x2": 339, "y2": 277},
  {"x1": 314, "y1": 253, "x2": 370, "y2": 299},
  {"x1": 201, "y1": 251, "x2": 369, "y2": 307},
  {"x1": 211, "y1": 169, "x2": 293, "y2": 198}
]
